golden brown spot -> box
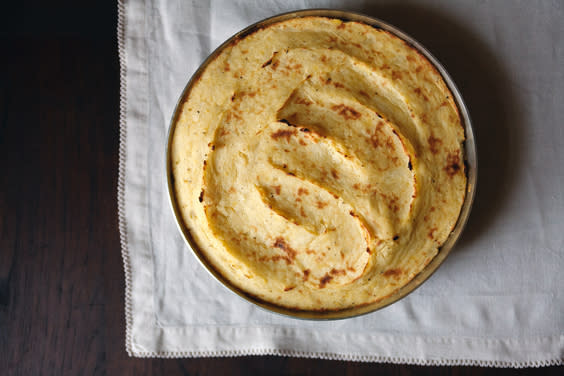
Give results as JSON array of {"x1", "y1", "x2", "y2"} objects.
[
  {"x1": 303, "y1": 269, "x2": 311, "y2": 281},
  {"x1": 353, "y1": 183, "x2": 361, "y2": 190},
  {"x1": 428, "y1": 135, "x2": 442, "y2": 154},
  {"x1": 271, "y1": 129, "x2": 296, "y2": 141},
  {"x1": 392, "y1": 71, "x2": 402, "y2": 80},
  {"x1": 383, "y1": 268, "x2": 402, "y2": 278},
  {"x1": 337, "y1": 22, "x2": 346, "y2": 30},
  {"x1": 320, "y1": 55, "x2": 328, "y2": 63},
  {"x1": 406, "y1": 55, "x2": 416, "y2": 62},
  {"x1": 331, "y1": 169, "x2": 339, "y2": 179},
  {"x1": 319, "y1": 273, "x2": 333, "y2": 288},
  {"x1": 316, "y1": 201, "x2": 328, "y2": 209},
  {"x1": 333, "y1": 82, "x2": 345, "y2": 88},
  {"x1": 428, "y1": 227, "x2": 438, "y2": 240},
  {"x1": 297, "y1": 187, "x2": 309, "y2": 196},
  {"x1": 414, "y1": 87, "x2": 429, "y2": 101},
  {"x1": 445, "y1": 151, "x2": 461, "y2": 177},
  {"x1": 380, "y1": 192, "x2": 400, "y2": 213},
  {"x1": 331, "y1": 104, "x2": 362, "y2": 120},
  {"x1": 224, "y1": 62, "x2": 230, "y2": 72},
  {"x1": 199, "y1": 190, "x2": 204, "y2": 202},
  {"x1": 388, "y1": 196, "x2": 400, "y2": 213},
  {"x1": 284, "y1": 286, "x2": 295, "y2": 292},
  {"x1": 330, "y1": 268, "x2": 346, "y2": 276},
  {"x1": 229, "y1": 186, "x2": 236, "y2": 194},
  {"x1": 340, "y1": 251, "x2": 345, "y2": 259},
  {"x1": 416, "y1": 65, "x2": 423, "y2": 73},
  {"x1": 385, "y1": 136, "x2": 395, "y2": 150},
  {"x1": 272, "y1": 185, "x2": 281, "y2": 195},
  {"x1": 300, "y1": 207, "x2": 306, "y2": 218},
  {"x1": 295, "y1": 97, "x2": 313, "y2": 106},
  {"x1": 225, "y1": 111, "x2": 242, "y2": 122},
  {"x1": 370, "y1": 122, "x2": 386, "y2": 148},
  {"x1": 299, "y1": 139, "x2": 307, "y2": 146},
  {"x1": 359, "y1": 90, "x2": 369, "y2": 98},
  {"x1": 366, "y1": 247, "x2": 371, "y2": 254},
  {"x1": 273, "y1": 237, "x2": 297, "y2": 263}
]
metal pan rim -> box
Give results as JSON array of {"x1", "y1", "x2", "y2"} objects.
[{"x1": 165, "y1": 9, "x2": 477, "y2": 320}]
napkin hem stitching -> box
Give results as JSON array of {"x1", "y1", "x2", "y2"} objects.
[
  {"x1": 126, "y1": 348, "x2": 563, "y2": 367},
  {"x1": 117, "y1": 0, "x2": 135, "y2": 358}
]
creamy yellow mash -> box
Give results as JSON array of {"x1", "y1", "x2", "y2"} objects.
[{"x1": 171, "y1": 16, "x2": 466, "y2": 311}]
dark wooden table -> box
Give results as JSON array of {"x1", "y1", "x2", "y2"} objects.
[{"x1": 0, "y1": 2, "x2": 561, "y2": 375}]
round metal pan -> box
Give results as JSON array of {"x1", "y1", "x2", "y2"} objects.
[{"x1": 166, "y1": 9, "x2": 477, "y2": 320}]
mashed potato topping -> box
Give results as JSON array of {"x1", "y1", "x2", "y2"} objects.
[{"x1": 171, "y1": 16, "x2": 466, "y2": 311}]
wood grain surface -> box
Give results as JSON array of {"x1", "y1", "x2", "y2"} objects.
[{"x1": 0, "y1": 1, "x2": 561, "y2": 375}]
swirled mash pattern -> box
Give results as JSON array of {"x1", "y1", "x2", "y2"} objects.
[{"x1": 171, "y1": 17, "x2": 466, "y2": 311}]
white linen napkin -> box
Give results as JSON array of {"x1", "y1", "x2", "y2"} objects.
[{"x1": 117, "y1": 0, "x2": 564, "y2": 366}]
